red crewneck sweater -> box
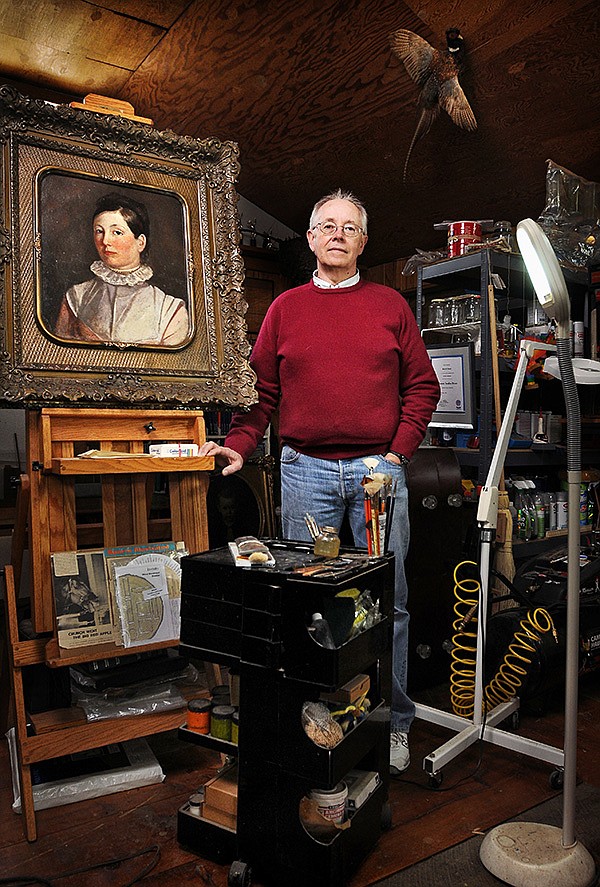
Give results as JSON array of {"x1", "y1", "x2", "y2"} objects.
[{"x1": 225, "y1": 278, "x2": 440, "y2": 462}]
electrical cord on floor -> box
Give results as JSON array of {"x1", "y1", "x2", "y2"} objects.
[{"x1": 0, "y1": 843, "x2": 161, "y2": 887}]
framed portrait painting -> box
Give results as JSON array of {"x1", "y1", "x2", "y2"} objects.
[{"x1": 0, "y1": 85, "x2": 257, "y2": 407}]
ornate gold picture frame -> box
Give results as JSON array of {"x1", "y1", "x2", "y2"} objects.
[{"x1": 0, "y1": 85, "x2": 257, "y2": 407}]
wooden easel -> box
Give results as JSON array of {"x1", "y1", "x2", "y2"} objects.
[{"x1": 6, "y1": 407, "x2": 219, "y2": 840}]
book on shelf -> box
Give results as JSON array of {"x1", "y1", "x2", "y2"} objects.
[{"x1": 52, "y1": 541, "x2": 186, "y2": 649}]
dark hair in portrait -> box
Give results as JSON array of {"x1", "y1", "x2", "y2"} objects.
[
  {"x1": 37, "y1": 170, "x2": 190, "y2": 335},
  {"x1": 93, "y1": 191, "x2": 151, "y2": 261},
  {"x1": 207, "y1": 473, "x2": 262, "y2": 549}
]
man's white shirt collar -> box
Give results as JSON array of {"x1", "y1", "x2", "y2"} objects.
[{"x1": 312, "y1": 270, "x2": 360, "y2": 289}]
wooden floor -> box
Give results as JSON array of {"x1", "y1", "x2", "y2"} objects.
[{"x1": 2, "y1": 668, "x2": 599, "y2": 887}]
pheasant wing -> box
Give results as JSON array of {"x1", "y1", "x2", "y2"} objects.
[
  {"x1": 389, "y1": 28, "x2": 439, "y2": 87},
  {"x1": 438, "y1": 78, "x2": 477, "y2": 130}
]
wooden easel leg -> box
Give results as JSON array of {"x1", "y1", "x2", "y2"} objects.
[
  {"x1": 0, "y1": 618, "x2": 12, "y2": 734},
  {"x1": 4, "y1": 565, "x2": 37, "y2": 840},
  {"x1": 18, "y1": 740, "x2": 37, "y2": 842}
]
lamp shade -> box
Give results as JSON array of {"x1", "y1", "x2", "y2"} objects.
[
  {"x1": 543, "y1": 355, "x2": 600, "y2": 385},
  {"x1": 516, "y1": 218, "x2": 571, "y2": 336}
]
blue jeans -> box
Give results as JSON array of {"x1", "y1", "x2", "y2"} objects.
[{"x1": 280, "y1": 446, "x2": 414, "y2": 733}]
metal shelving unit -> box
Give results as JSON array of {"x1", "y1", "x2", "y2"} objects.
[{"x1": 417, "y1": 249, "x2": 588, "y2": 483}]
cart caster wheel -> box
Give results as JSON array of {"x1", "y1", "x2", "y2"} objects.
[
  {"x1": 549, "y1": 769, "x2": 564, "y2": 790},
  {"x1": 228, "y1": 860, "x2": 252, "y2": 887},
  {"x1": 428, "y1": 772, "x2": 443, "y2": 788},
  {"x1": 381, "y1": 801, "x2": 392, "y2": 831}
]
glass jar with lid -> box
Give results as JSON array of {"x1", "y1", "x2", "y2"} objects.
[
  {"x1": 428, "y1": 299, "x2": 445, "y2": 328},
  {"x1": 444, "y1": 297, "x2": 462, "y2": 327},
  {"x1": 463, "y1": 294, "x2": 481, "y2": 323},
  {"x1": 313, "y1": 526, "x2": 340, "y2": 558}
]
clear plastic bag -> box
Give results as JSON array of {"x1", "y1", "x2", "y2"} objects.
[
  {"x1": 74, "y1": 683, "x2": 186, "y2": 721},
  {"x1": 537, "y1": 159, "x2": 600, "y2": 269},
  {"x1": 403, "y1": 248, "x2": 448, "y2": 277},
  {"x1": 70, "y1": 660, "x2": 202, "y2": 720}
]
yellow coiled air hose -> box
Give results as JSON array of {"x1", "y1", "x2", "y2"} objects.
[
  {"x1": 484, "y1": 608, "x2": 556, "y2": 710},
  {"x1": 450, "y1": 561, "x2": 480, "y2": 719},
  {"x1": 449, "y1": 561, "x2": 557, "y2": 717}
]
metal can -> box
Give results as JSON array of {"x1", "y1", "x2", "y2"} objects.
[{"x1": 448, "y1": 221, "x2": 482, "y2": 257}]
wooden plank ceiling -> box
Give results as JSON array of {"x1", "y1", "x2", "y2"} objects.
[{"x1": 0, "y1": 0, "x2": 599, "y2": 267}]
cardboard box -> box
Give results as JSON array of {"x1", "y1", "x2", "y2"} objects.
[
  {"x1": 320, "y1": 673, "x2": 370, "y2": 705},
  {"x1": 201, "y1": 802, "x2": 237, "y2": 830},
  {"x1": 204, "y1": 765, "x2": 238, "y2": 815},
  {"x1": 148, "y1": 443, "x2": 199, "y2": 457}
]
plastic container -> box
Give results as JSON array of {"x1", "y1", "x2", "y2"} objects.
[
  {"x1": 188, "y1": 790, "x2": 204, "y2": 816},
  {"x1": 573, "y1": 321, "x2": 585, "y2": 356},
  {"x1": 309, "y1": 782, "x2": 348, "y2": 824},
  {"x1": 187, "y1": 697, "x2": 211, "y2": 734},
  {"x1": 210, "y1": 704, "x2": 235, "y2": 741},
  {"x1": 580, "y1": 483, "x2": 589, "y2": 526},
  {"x1": 556, "y1": 491, "x2": 568, "y2": 530},
  {"x1": 547, "y1": 492, "x2": 557, "y2": 531},
  {"x1": 309, "y1": 613, "x2": 336, "y2": 649},
  {"x1": 231, "y1": 710, "x2": 239, "y2": 745}
]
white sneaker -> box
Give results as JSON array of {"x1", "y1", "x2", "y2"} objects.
[{"x1": 390, "y1": 730, "x2": 410, "y2": 773}]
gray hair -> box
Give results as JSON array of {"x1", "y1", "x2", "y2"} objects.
[{"x1": 309, "y1": 188, "x2": 368, "y2": 233}]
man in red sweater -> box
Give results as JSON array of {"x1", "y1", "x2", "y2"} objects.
[{"x1": 200, "y1": 189, "x2": 440, "y2": 773}]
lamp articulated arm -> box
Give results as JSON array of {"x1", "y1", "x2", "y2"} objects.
[{"x1": 476, "y1": 339, "x2": 547, "y2": 531}]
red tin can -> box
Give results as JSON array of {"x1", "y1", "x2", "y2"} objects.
[{"x1": 448, "y1": 221, "x2": 482, "y2": 257}]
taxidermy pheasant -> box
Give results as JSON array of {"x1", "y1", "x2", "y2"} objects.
[{"x1": 389, "y1": 27, "x2": 477, "y2": 182}]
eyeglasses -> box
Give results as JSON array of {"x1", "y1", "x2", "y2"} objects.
[{"x1": 312, "y1": 222, "x2": 364, "y2": 238}]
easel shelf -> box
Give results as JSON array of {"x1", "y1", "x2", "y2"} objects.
[
  {"x1": 44, "y1": 637, "x2": 179, "y2": 668},
  {"x1": 49, "y1": 455, "x2": 214, "y2": 475}
]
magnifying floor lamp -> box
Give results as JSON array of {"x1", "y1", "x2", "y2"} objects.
[{"x1": 479, "y1": 218, "x2": 599, "y2": 887}]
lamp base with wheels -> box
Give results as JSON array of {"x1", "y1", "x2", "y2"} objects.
[{"x1": 480, "y1": 822, "x2": 596, "y2": 887}]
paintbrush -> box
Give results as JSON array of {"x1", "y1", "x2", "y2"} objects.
[
  {"x1": 304, "y1": 512, "x2": 320, "y2": 541},
  {"x1": 364, "y1": 492, "x2": 373, "y2": 555},
  {"x1": 384, "y1": 478, "x2": 398, "y2": 552}
]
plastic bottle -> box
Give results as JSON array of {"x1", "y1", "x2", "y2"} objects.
[
  {"x1": 524, "y1": 494, "x2": 537, "y2": 539},
  {"x1": 513, "y1": 489, "x2": 526, "y2": 540},
  {"x1": 580, "y1": 483, "x2": 589, "y2": 527},
  {"x1": 547, "y1": 492, "x2": 557, "y2": 531},
  {"x1": 588, "y1": 484, "x2": 597, "y2": 529},
  {"x1": 309, "y1": 613, "x2": 336, "y2": 649},
  {"x1": 556, "y1": 491, "x2": 568, "y2": 530},
  {"x1": 534, "y1": 494, "x2": 546, "y2": 538}
]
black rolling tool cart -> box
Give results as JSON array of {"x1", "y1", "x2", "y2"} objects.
[{"x1": 177, "y1": 539, "x2": 394, "y2": 887}]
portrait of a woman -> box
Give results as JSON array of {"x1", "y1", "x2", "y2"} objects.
[{"x1": 53, "y1": 192, "x2": 190, "y2": 347}]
